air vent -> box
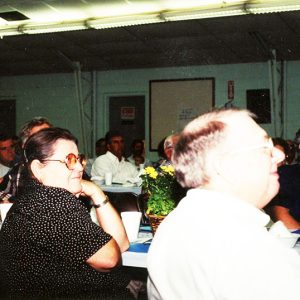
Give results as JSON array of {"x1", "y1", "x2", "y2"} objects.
[{"x1": 0, "y1": 11, "x2": 29, "y2": 21}]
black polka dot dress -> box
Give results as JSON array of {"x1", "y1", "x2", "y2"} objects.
[{"x1": 0, "y1": 179, "x2": 133, "y2": 299}]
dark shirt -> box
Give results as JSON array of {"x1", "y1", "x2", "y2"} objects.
[
  {"x1": 0, "y1": 163, "x2": 21, "y2": 202},
  {"x1": 269, "y1": 164, "x2": 300, "y2": 222},
  {"x1": 0, "y1": 179, "x2": 131, "y2": 299}
]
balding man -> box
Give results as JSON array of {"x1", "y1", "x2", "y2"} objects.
[{"x1": 147, "y1": 108, "x2": 300, "y2": 300}]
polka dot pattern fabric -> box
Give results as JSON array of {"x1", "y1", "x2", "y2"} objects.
[{"x1": 0, "y1": 179, "x2": 133, "y2": 299}]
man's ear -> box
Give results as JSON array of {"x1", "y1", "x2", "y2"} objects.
[
  {"x1": 213, "y1": 155, "x2": 237, "y2": 185},
  {"x1": 30, "y1": 159, "x2": 44, "y2": 182}
]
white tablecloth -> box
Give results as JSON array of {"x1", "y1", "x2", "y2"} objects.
[
  {"x1": 121, "y1": 230, "x2": 152, "y2": 268},
  {"x1": 92, "y1": 181, "x2": 142, "y2": 195}
]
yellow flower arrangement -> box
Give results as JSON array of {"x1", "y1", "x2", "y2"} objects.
[{"x1": 140, "y1": 165, "x2": 176, "y2": 216}]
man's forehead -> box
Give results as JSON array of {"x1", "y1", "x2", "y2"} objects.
[
  {"x1": 111, "y1": 136, "x2": 123, "y2": 141},
  {"x1": 0, "y1": 139, "x2": 13, "y2": 146},
  {"x1": 223, "y1": 114, "x2": 267, "y2": 142}
]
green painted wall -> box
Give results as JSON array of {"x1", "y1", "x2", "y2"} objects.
[{"x1": 0, "y1": 60, "x2": 299, "y2": 162}]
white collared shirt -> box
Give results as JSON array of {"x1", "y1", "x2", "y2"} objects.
[
  {"x1": 91, "y1": 151, "x2": 138, "y2": 184},
  {"x1": 147, "y1": 188, "x2": 300, "y2": 300},
  {"x1": 0, "y1": 163, "x2": 10, "y2": 178}
]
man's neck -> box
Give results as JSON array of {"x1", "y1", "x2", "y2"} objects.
[{"x1": 108, "y1": 151, "x2": 123, "y2": 162}]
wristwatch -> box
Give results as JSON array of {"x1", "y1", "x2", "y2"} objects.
[{"x1": 92, "y1": 195, "x2": 109, "y2": 208}]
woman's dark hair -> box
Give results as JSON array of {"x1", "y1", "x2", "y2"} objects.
[
  {"x1": 157, "y1": 137, "x2": 167, "y2": 159},
  {"x1": 23, "y1": 127, "x2": 77, "y2": 177}
]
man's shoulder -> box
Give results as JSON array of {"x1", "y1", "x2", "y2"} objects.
[{"x1": 93, "y1": 152, "x2": 111, "y2": 163}]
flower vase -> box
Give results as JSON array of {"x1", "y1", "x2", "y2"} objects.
[{"x1": 147, "y1": 214, "x2": 166, "y2": 235}]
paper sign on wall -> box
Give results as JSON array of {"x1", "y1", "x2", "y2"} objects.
[
  {"x1": 121, "y1": 107, "x2": 135, "y2": 120},
  {"x1": 177, "y1": 107, "x2": 197, "y2": 130}
]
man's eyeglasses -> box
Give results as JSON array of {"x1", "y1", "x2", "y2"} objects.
[
  {"x1": 227, "y1": 137, "x2": 274, "y2": 155},
  {"x1": 44, "y1": 153, "x2": 87, "y2": 170}
]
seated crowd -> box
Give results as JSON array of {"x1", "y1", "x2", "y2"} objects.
[{"x1": 1, "y1": 110, "x2": 300, "y2": 299}]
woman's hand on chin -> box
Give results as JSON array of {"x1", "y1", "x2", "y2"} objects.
[{"x1": 79, "y1": 179, "x2": 106, "y2": 203}]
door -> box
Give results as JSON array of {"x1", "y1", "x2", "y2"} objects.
[
  {"x1": 0, "y1": 100, "x2": 16, "y2": 136},
  {"x1": 109, "y1": 96, "x2": 145, "y2": 157}
]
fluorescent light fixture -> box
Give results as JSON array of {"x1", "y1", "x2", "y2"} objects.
[
  {"x1": 245, "y1": 2, "x2": 300, "y2": 14},
  {"x1": 18, "y1": 22, "x2": 87, "y2": 34},
  {"x1": 87, "y1": 13, "x2": 162, "y2": 29},
  {"x1": 162, "y1": 5, "x2": 246, "y2": 21},
  {"x1": 0, "y1": 0, "x2": 300, "y2": 37},
  {"x1": 162, "y1": 1, "x2": 300, "y2": 21},
  {"x1": 0, "y1": 27, "x2": 22, "y2": 37}
]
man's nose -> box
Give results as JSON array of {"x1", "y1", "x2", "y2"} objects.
[{"x1": 272, "y1": 147, "x2": 285, "y2": 164}]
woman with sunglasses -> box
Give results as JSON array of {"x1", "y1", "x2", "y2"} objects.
[{"x1": 0, "y1": 127, "x2": 133, "y2": 299}]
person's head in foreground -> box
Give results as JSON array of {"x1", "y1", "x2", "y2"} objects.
[
  {"x1": 0, "y1": 127, "x2": 132, "y2": 299},
  {"x1": 174, "y1": 108, "x2": 284, "y2": 208},
  {"x1": 147, "y1": 108, "x2": 300, "y2": 300},
  {"x1": 23, "y1": 127, "x2": 84, "y2": 195}
]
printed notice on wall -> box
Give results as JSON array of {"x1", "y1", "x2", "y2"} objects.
[
  {"x1": 177, "y1": 107, "x2": 198, "y2": 130},
  {"x1": 121, "y1": 107, "x2": 135, "y2": 120}
]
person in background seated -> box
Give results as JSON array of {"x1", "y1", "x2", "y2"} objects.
[
  {"x1": 267, "y1": 138, "x2": 300, "y2": 229},
  {"x1": 127, "y1": 139, "x2": 150, "y2": 168},
  {"x1": 267, "y1": 162, "x2": 300, "y2": 229},
  {"x1": 0, "y1": 127, "x2": 133, "y2": 299},
  {"x1": 152, "y1": 137, "x2": 167, "y2": 168},
  {"x1": 294, "y1": 128, "x2": 300, "y2": 163},
  {"x1": 133, "y1": 154, "x2": 145, "y2": 171},
  {"x1": 0, "y1": 133, "x2": 16, "y2": 181},
  {"x1": 91, "y1": 131, "x2": 139, "y2": 184},
  {"x1": 147, "y1": 108, "x2": 300, "y2": 300},
  {"x1": 96, "y1": 137, "x2": 107, "y2": 156},
  {"x1": 285, "y1": 140, "x2": 297, "y2": 164},
  {"x1": 19, "y1": 116, "x2": 52, "y2": 145},
  {"x1": 85, "y1": 137, "x2": 107, "y2": 177},
  {"x1": 272, "y1": 137, "x2": 289, "y2": 167},
  {"x1": 160, "y1": 133, "x2": 180, "y2": 166},
  {"x1": 0, "y1": 117, "x2": 52, "y2": 200}
]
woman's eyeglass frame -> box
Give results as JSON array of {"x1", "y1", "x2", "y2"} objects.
[{"x1": 43, "y1": 153, "x2": 87, "y2": 170}]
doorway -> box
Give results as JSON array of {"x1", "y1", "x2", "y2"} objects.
[
  {"x1": 0, "y1": 100, "x2": 16, "y2": 136},
  {"x1": 109, "y1": 95, "x2": 145, "y2": 157}
]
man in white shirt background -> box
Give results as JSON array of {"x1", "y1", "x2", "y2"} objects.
[
  {"x1": 147, "y1": 108, "x2": 300, "y2": 300},
  {"x1": 91, "y1": 130, "x2": 138, "y2": 184},
  {"x1": 0, "y1": 134, "x2": 16, "y2": 181}
]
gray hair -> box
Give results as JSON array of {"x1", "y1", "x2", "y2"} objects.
[{"x1": 173, "y1": 108, "x2": 254, "y2": 188}]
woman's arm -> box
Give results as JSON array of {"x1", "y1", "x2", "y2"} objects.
[
  {"x1": 270, "y1": 205, "x2": 300, "y2": 229},
  {"x1": 80, "y1": 180, "x2": 130, "y2": 252},
  {"x1": 86, "y1": 239, "x2": 121, "y2": 272}
]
